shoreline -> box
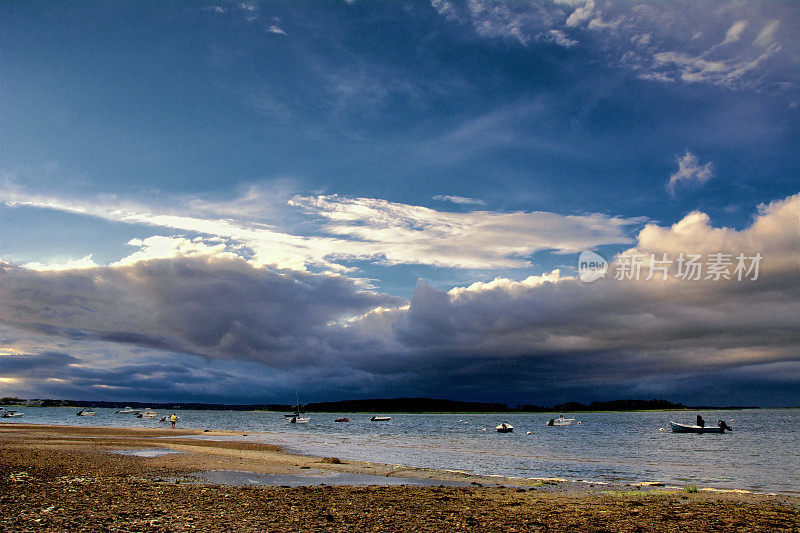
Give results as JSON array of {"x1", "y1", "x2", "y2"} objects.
[
  {"x1": 0, "y1": 423, "x2": 594, "y2": 489},
  {"x1": 1, "y1": 421, "x2": 794, "y2": 495},
  {"x1": 2, "y1": 424, "x2": 798, "y2": 531}
]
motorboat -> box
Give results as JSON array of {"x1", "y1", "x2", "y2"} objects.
[
  {"x1": 496, "y1": 422, "x2": 513, "y2": 433},
  {"x1": 76, "y1": 408, "x2": 97, "y2": 416},
  {"x1": 370, "y1": 416, "x2": 391, "y2": 421},
  {"x1": 334, "y1": 417, "x2": 349, "y2": 422},
  {"x1": 547, "y1": 415, "x2": 575, "y2": 426},
  {"x1": 115, "y1": 407, "x2": 141, "y2": 414},
  {"x1": 1, "y1": 410, "x2": 23, "y2": 418},
  {"x1": 136, "y1": 409, "x2": 159, "y2": 418},
  {"x1": 670, "y1": 421, "x2": 732, "y2": 434}
]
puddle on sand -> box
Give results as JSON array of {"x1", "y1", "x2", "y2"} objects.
[
  {"x1": 112, "y1": 448, "x2": 187, "y2": 458},
  {"x1": 175, "y1": 469, "x2": 471, "y2": 487}
]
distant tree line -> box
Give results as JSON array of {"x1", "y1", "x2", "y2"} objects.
[
  {"x1": 516, "y1": 399, "x2": 689, "y2": 412},
  {"x1": 9, "y1": 397, "x2": 758, "y2": 412}
]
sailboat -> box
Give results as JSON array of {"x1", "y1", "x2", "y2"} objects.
[{"x1": 287, "y1": 393, "x2": 310, "y2": 424}]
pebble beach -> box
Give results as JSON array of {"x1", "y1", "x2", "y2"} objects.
[{"x1": 2, "y1": 424, "x2": 798, "y2": 532}]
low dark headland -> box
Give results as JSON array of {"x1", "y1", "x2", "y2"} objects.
[{"x1": 8, "y1": 397, "x2": 762, "y2": 413}]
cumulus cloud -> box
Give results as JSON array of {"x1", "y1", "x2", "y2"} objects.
[
  {"x1": 666, "y1": 151, "x2": 715, "y2": 196},
  {"x1": 333, "y1": 193, "x2": 800, "y2": 401},
  {"x1": 1, "y1": 194, "x2": 798, "y2": 403},
  {"x1": 23, "y1": 255, "x2": 98, "y2": 272}
]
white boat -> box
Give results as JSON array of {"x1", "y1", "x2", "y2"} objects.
[
  {"x1": 1, "y1": 410, "x2": 23, "y2": 418},
  {"x1": 286, "y1": 393, "x2": 309, "y2": 423},
  {"x1": 496, "y1": 422, "x2": 513, "y2": 433},
  {"x1": 136, "y1": 409, "x2": 159, "y2": 418},
  {"x1": 670, "y1": 421, "x2": 731, "y2": 434},
  {"x1": 547, "y1": 414, "x2": 575, "y2": 426},
  {"x1": 76, "y1": 408, "x2": 97, "y2": 416},
  {"x1": 115, "y1": 407, "x2": 141, "y2": 414},
  {"x1": 370, "y1": 416, "x2": 391, "y2": 421}
]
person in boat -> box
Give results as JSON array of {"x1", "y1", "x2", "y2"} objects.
[
  {"x1": 547, "y1": 418, "x2": 555, "y2": 426},
  {"x1": 696, "y1": 415, "x2": 705, "y2": 428},
  {"x1": 717, "y1": 419, "x2": 732, "y2": 431},
  {"x1": 169, "y1": 413, "x2": 177, "y2": 429}
]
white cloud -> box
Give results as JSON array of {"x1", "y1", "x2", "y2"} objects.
[
  {"x1": 666, "y1": 151, "x2": 714, "y2": 196},
  {"x1": 431, "y1": 1, "x2": 797, "y2": 91},
  {"x1": 754, "y1": 20, "x2": 779, "y2": 47},
  {"x1": 112, "y1": 236, "x2": 238, "y2": 266},
  {"x1": 432, "y1": 195, "x2": 487, "y2": 205},
  {"x1": 290, "y1": 194, "x2": 643, "y2": 268},
  {"x1": 721, "y1": 20, "x2": 748, "y2": 46},
  {"x1": 547, "y1": 29, "x2": 578, "y2": 48},
  {"x1": 267, "y1": 25, "x2": 287, "y2": 36},
  {"x1": 650, "y1": 44, "x2": 781, "y2": 86},
  {"x1": 22, "y1": 255, "x2": 98, "y2": 272},
  {"x1": 565, "y1": 0, "x2": 595, "y2": 28},
  {"x1": 1, "y1": 186, "x2": 642, "y2": 272}
]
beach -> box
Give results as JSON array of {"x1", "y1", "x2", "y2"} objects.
[{"x1": 1, "y1": 424, "x2": 798, "y2": 532}]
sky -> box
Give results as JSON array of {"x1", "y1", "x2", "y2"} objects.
[{"x1": 1, "y1": 1, "x2": 798, "y2": 406}]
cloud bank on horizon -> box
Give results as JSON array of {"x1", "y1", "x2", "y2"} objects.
[{"x1": 0, "y1": 1, "x2": 798, "y2": 405}]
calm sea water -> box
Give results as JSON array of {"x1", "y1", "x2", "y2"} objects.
[{"x1": 5, "y1": 407, "x2": 798, "y2": 494}]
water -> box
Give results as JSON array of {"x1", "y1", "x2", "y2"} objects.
[{"x1": 5, "y1": 407, "x2": 798, "y2": 494}]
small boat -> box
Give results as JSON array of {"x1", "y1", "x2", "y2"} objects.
[
  {"x1": 115, "y1": 407, "x2": 141, "y2": 414},
  {"x1": 496, "y1": 422, "x2": 513, "y2": 433},
  {"x1": 334, "y1": 417, "x2": 349, "y2": 422},
  {"x1": 136, "y1": 409, "x2": 159, "y2": 418},
  {"x1": 1, "y1": 410, "x2": 23, "y2": 418},
  {"x1": 670, "y1": 421, "x2": 731, "y2": 434},
  {"x1": 370, "y1": 416, "x2": 391, "y2": 421},
  {"x1": 76, "y1": 408, "x2": 97, "y2": 416},
  {"x1": 547, "y1": 414, "x2": 575, "y2": 426},
  {"x1": 286, "y1": 393, "x2": 309, "y2": 423}
]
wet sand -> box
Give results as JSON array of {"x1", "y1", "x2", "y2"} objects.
[{"x1": 1, "y1": 423, "x2": 798, "y2": 531}]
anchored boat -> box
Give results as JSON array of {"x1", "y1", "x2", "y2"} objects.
[
  {"x1": 547, "y1": 414, "x2": 575, "y2": 426},
  {"x1": 115, "y1": 407, "x2": 141, "y2": 414},
  {"x1": 495, "y1": 422, "x2": 513, "y2": 433},
  {"x1": 670, "y1": 421, "x2": 732, "y2": 433}
]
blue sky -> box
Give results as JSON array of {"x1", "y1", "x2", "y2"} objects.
[{"x1": 1, "y1": 1, "x2": 798, "y2": 406}]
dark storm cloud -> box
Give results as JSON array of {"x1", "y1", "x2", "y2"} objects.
[
  {"x1": 0, "y1": 256, "x2": 401, "y2": 367},
  {"x1": 1, "y1": 195, "x2": 798, "y2": 405}
]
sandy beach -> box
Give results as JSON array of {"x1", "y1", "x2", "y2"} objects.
[{"x1": 1, "y1": 423, "x2": 798, "y2": 532}]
